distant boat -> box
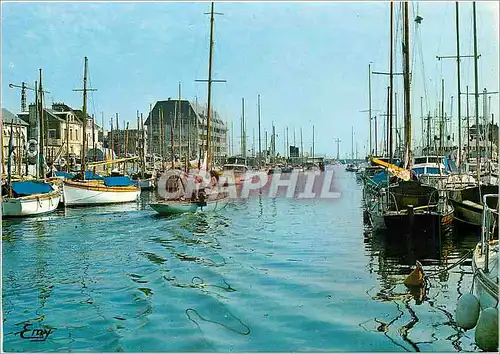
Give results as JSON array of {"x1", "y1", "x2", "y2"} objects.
[
  {"x1": 345, "y1": 163, "x2": 359, "y2": 172},
  {"x1": 222, "y1": 163, "x2": 250, "y2": 185}
]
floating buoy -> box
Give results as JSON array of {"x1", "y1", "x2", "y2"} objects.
[
  {"x1": 455, "y1": 294, "x2": 480, "y2": 330},
  {"x1": 404, "y1": 261, "x2": 424, "y2": 287},
  {"x1": 475, "y1": 307, "x2": 498, "y2": 352}
]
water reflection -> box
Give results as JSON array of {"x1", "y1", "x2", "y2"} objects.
[{"x1": 363, "y1": 212, "x2": 478, "y2": 351}]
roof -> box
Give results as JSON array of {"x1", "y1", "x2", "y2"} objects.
[
  {"x1": 1, "y1": 108, "x2": 29, "y2": 126},
  {"x1": 144, "y1": 99, "x2": 226, "y2": 127}
]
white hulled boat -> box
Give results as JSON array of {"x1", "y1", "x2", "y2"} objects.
[
  {"x1": 472, "y1": 193, "x2": 499, "y2": 309},
  {"x1": 62, "y1": 57, "x2": 140, "y2": 207},
  {"x1": 2, "y1": 180, "x2": 60, "y2": 217}
]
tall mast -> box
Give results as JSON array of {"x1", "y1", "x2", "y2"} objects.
[
  {"x1": 300, "y1": 127, "x2": 303, "y2": 164},
  {"x1": 368, "y1": 63, "x2": 372, "y2": 155},
  {"x1": 473, "y1": 1, "x2": 480, "y2": 183},
  {"x1": 39, "y1": 69, "x2": 46, "y2": 178},
  {"x1": 141, "y1": 113, "x2": 145, "y2": 174},
  {"x1": 178, "y1": 82, "x2": 182, "y2": 162},
  {"x1": 195, "y1": 97, "x2": 199, "y2": 159},
  {"x1": 111, "y1": 116, "x2": 114, "y2": 170},
  {"x1": 465, "y1": 86, "x2": 470, "y2": 159},
  {"x1": 188, "y1": 104, "x2": 191, "y2": 162},
  {"x1": 286, "y1": 126, "x2": 289, "y2": 159},
  {"x1": 403, "y1": 2, "x2": 412, "y2": 168},
  {"x1": 258, "y1": 94, "x2": 262, "y2": 168},
  {"x1": 389, "y1": 0, "x2": 394, "y2": 163},
  {"x1": 116, "y1": 114, "x2": 119, "y2": 161},
  {"x1": 82, "y1": 58, "x2": 88, "y2": 177},
  {"x1": 440, "y1": 78, "x2": 445, "y2": 155},
  {"x1": 205, "y1": 2, "x2": 215, "y2": 170},
  {"x1": 92, "y1": 114, "x2": 96, "y2": 163},
  {"x1": 312, "y1": 125, "x2": 314, "y2": 159},
  {"x1": 455, "y1": 1, "x2": 462, "y2": 167},
  {"x1": 148, "y1": 103, "x2": 152, "y2": 158},
  {"x1": 241, "y1": 98, "x2": 246, "y2": 157},
  {"x1": 351, "y1": 126, "x2": 354, "y2": 160}
]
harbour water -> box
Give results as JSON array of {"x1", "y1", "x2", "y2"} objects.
[{"x1": 2, "y1": 166, "x2": 481, "y2": 351}]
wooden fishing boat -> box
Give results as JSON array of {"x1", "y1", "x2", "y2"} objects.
[
  {"x1": 449, "y1": 184, "x2": 498, "y2": 227},
  {"x1": 2, "y1": 180, "x2": 60, "y2": 217},
  {"x1": 62, "y1": 57, "x2": 140, "y2": 207},
  {"x1": 63, "y1": 177, "x2": 140, "y2": 206},
  {"x1": 150, "y1": 2, "x2": 229, "y2": 216},
  {"x1": 383, "y1": 202, "x2": 454, "y2": 235}
]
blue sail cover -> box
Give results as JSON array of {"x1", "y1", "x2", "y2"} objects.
[
  {"x1": 11, "y1": 181, "x2": 54, "y2": 197},
  {"x1": 55, "y1": 171, "x2": 74, "y2": 179},
  {"x1": 366, "y1": 170, "x2": 389, "y2": 187},
  {"x1": 103, "y1": 176, "x2": 134, "y2": 187},
  {"x1": 85, "y1": 171, "x2": 103, "y2": 180}
]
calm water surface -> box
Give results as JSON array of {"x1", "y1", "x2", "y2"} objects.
[{"x1": 2, "y1": 166, "x2": 481, "y2": 351}]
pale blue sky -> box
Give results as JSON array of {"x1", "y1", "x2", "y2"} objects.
[{"x1": 1, "y1": 1, "x2": 498, "y2": 158}]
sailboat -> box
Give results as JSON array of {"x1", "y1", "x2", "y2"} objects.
[
  {"x1": 368, "y1": 2, "x2": 454, "y2": 236},
  {"x1": 2, "y1": 75, "x2": 60, "y2": 217},
  {"x1": 150, "y1": 2, "x2": 229, "y2": 216},
  {"x1": 63, "y1": 57, "x2": 140, "y2": 207}
]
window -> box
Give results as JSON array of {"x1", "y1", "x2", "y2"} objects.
[
  {"x1": 70, "y1": 129, "x2": 73, "y2": 140},
  {"x1": 48, "y1": 129, "x2": 57, "y2": 139},
  {"x1": 75, "y1": 129, "x2": 78, "y2": 139}
]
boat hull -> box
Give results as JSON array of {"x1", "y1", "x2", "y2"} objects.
[
  {"x1": 383, "y1": 206, "x2": 454, "y2": 236},
  {"x1": 2, "y1": 190, "x2": 60, "y2": 217},
  {"x1": 150, "y1": 197, "x2": 229, "y2": 215},
  {"x1": 63, "y1": 181, "x2": 140, "y2": 206},
  {"x1": 472, "y1": 243, "x2": 499, "y2": 310},
  {"x1": 449, "y1": 185, "x2": 499, "y2": 227}
]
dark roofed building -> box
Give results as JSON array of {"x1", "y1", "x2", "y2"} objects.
[{"x1": 144, "y1": 98, "x2": 227, "y2": 162}]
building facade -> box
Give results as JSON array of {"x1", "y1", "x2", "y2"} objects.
[
  {"x1": 144, "y1": 98, "x2": 227, "y2": 163},
  {"x1": 18, "y1": 102, "x2": 101, "y2": 164},
  {"x1": 1, "y1": 108, "x2": 28, "y2": 175}
]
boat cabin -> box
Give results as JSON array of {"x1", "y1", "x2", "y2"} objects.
[{"x1": 412, "y1": 156, "x2": 447, "y2": 176}]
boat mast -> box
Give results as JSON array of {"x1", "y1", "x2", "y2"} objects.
[
  {"x1": 389, "y1": 0, "x2": 394, "y2": 163},
  {"x1": 39, "y1": 69, "x2": 46, "y2": 179},
  {"x1": 351, "y1": 126, "x2": 354, "y2": 161},
  {"x1": 368, "y1": 63, "x2": 372, "y2": 156},
  {"x1": 403, "y1": 2, "x2": 412, "y2": 169},
  {"x1": 178, "y1": 82, "x2": 182, "y2": 164},
  {"x1": 456, "y1": 1, "x2": 462, "y2": 168},
  {"x1": 82, "y1": 57, "x2": 88, "y2": 177},
  {"x1": 258, "y1": 94, "x2": 262, "y2": 169},
  {"x1": 241, "y1": 98, "x2": 246, "y2": 158},
  {"x1": 473, "y1": 1, "x2": 480, "y2": 184},
  {"x1": 311, "y1": 125, "x2": 314, "y2": 160},
  {"x1": 205, "y1": 2, "x2": 215, "y2": 171},
  {"x1": 141, "y1": 113, "x2": 146, "y2": 175}
]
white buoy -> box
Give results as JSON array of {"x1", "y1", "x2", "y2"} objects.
[
  {"x1": 455, "y1": 294, "x2": 480, "y2": 330},
  {"x1": 475, "y1": 307, "x2": 498, "y2": 352}
]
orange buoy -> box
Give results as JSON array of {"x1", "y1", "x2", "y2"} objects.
[{"x1": 404, "y1": 260, "x2": 424, "y2": 287}]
